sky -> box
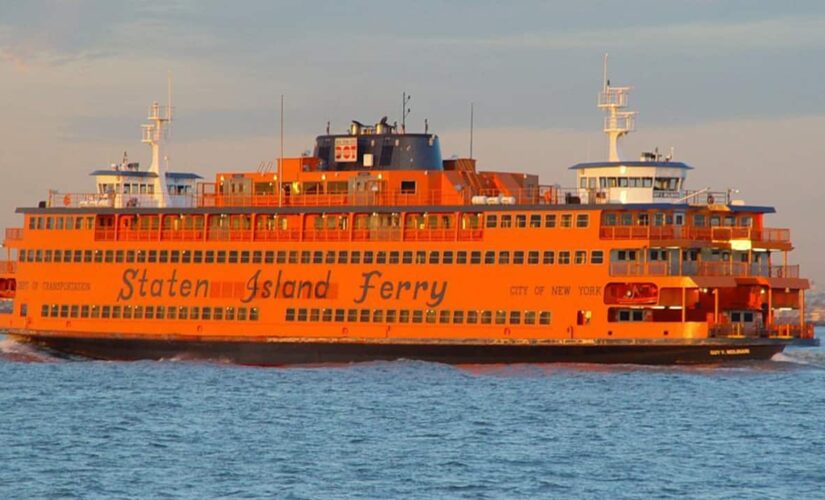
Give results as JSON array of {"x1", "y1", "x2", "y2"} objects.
[{"x1": 1, "y1": 0, "x2": 824, "y2": 285}]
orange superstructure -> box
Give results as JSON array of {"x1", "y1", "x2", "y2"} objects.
[{"x1": 0, "y1": 79, "x2": 816, "y2": 365}]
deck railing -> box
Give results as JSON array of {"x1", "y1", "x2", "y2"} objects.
[
  {"x1": 709, "y1": 323, "x2": 814, "y2": 339},
  {"x1": 609, "y1": 262, "x2": 799, "y2": 278},
  {"x1": 599, "y1": 226, "x2": 790, "y2": 245},
  {"x1": 4, "y1": 228, "x2": 24, "y2": 241}
]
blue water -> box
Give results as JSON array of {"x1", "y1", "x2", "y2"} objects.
[{"x1": 1, "y1": 331, "x2": 824, "y2": 499}]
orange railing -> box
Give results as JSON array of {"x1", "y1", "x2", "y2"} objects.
[
  {"x1": 0, "y1": 260, "x2": 16, "y2": 274},
  {"x1": 709, "y1": 323, "x2": 814, "y2": 339},
  {"x1": 609, "y1": 262, "x2": 800, "y2": 278},
  {"x1": 4, "y1": 228, "x2": 24, "y2": 241},
  {"x1": 600, "y1": 225, "x2": 790, "y2": 245}
]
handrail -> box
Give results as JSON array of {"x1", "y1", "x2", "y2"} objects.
[
  {"x1": 599, "y1": 225, "x2": 790, "y2": 244},
  {"x1": 609, "y1": 262, "x2": 800, "y2": 278}
]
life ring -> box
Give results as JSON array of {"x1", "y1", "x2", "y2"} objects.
[
  {"x1": 63, "y1": 194, "x2": 71, "y2": 207},
  {"x1": 707, "y1": 195, "x2": 714, "y2": 205}
]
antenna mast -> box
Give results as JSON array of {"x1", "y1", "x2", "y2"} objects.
[
  {"x1": 402, "y1": 92, "x2": 411, "y2": 133},
  {"x1": 279, "y1": 94, "x2": 284, "y2": 208},
  {"x1": 598, "y1": 53, "x2": 635, "y2": 162},
  {"x1": 469, "y1": 102, "x2": 474, "y2": 159}
]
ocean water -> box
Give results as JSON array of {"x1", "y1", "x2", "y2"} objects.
[{"x1": 1, "y1": 330, "x2": 824, "y2": 499}]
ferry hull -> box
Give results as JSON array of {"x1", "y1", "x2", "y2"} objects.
[{"x1": 12, "y1": 333, "x2": 786, "y2": 366}]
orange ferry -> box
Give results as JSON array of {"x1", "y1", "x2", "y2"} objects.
[{"x1": 0, "y1": 73, "x2": 817, "y2": 365}]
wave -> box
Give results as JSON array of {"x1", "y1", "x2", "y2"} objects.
[
  {"x1": 0, "y1": 335, "x2": 62, "y2": 363},
  {"x1": 772, "y1": 348, "x2": 825, "y2": 368}
]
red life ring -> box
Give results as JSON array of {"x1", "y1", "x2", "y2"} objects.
[
  {"x1": 63, "y1": 194, "x2": 71, "y2": 207},
  {"x1": 707, "y1": 195, "x2": 715, "y2": 204}
]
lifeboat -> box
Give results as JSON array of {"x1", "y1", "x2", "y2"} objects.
[{"x1": 605, "y1": 282, "x2": 659, "y2": 305}]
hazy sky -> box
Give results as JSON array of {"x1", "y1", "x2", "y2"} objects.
[{"x1": 1, "y1": 1, "x2": 824, "y2": 284}]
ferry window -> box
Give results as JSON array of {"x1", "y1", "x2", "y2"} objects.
[
  {"x1": 36, "y1": 217, "x2": 44, "y2": 230},
  {"x1": 710, "y1": 216, "x2": 721, "y2": 227},
  {"x1": 167, "y1": 307, "x2": 176, "y2": 320},
  {"x1": 33, "y1": 250, "x2": 42, "y2": 263},
  {"x1": 169, "y1": 250, "x2": 180, "y2": 263},
  {"x1": 653, "y1": 213, "x2": 665, "y2": 227},
  {"x1": 41, "y1": 305, "x2": 49, "y2": 317},
  {"x1": 529, "y1": 214, "x2": 541, "y2": 228},
  {"x1": 326, "y1": 251, "x2": 337, "y2": 264},
  {"x1": 486, "y1": 215, "x2": 498, "y2": 228},
  {"x1": 94, "y1": 250, "x2": 103, "y2": 263},
  {"x1": 415, "y1": 251, "x2": 426, "y2": 264},
  {"x1": 452, "y1": 311, "x2": 464, "y2": 324},
  {"x1": 363, "y1": 251, "x2": 374, "y2": 264},
  {"x1": 263, "y1": 251, "x2": 273, "y2": 264},
  {"x1": 114, "y1": 250, "x2": 124, "y2": 263},
  {"x1": 123, "y1": 306, "x2": 132, "y2": 319},
  {"x1": 467, "y1": 310, "x2": 478, "y2": 324},
  {"x1": 155, "y1": 306, "x2": 164, "y2": 320},
  {"x1": 92, "y1": 305, "x2": 101, "y2": 319},
  {"x1": 60, "y1": 305, "x2": 69, "y2": 318},
  {"x1": 335, "y1": 251, "x2": 347, "y2": 264},
  {"x1": 310, "y1": 309, "x2": 320, "y2": 322},
  {"x1": 56, "y1": 218, "x2": 64, "y2": 230},
  {"x1": 495, "y1": 310, "x2": 506, "y2": 325},
  {"x1": 525, "y1": 311, "x2": 536, "y2": 325},
  {"x1": 238, "y1": 308, "x2": 248, "y2": 321},
  {"x1": 373, "y1": 310, "x2": 384, "y2": 323},
  {"x1": 386, "y1": 310, "x2": 396, "y2": 323},
  {"x1": 510, "y1": 311, "x2": 521, "y2": 325},
  {"x1": 500, "y1": 215, "x2": 512, "y2": 228},
  {"x1": 591, "y1": 250, "x2": 604, "y2": 264},
  {"x1": 148, "y1": 250, "x2": 157, "y2": 263},
  {"x1": 388, "y1": 251, "x2": 400, "y2": 264},
  {"x1": 412, "y1": 310, "x2": 423, "y2": 323},
  {"x1": 513, "y1": 251, "x2": 524, "y2": 265},
  {"x1": 28, "y1": 218, "x2": 36, "y2": 230},
  {"x1": 44, "y1": 250, "x2": 52, "y2": 263},
  {"x1": 112, "y1": 306, "x2": 121, "y2": 319},
  {"x1": 470, "y1": 251, "x2": 481, "y2": 264},
  {"x1": 189, "y1": 307, "x2": 198, "y2": 320},
  {"x1": 693, "y1": 214, "x2": 706, "y2": 227},
  {"x1": 351, "y1": 251, "x2": 361, "y2": 264},
  {"x1": 377, "y1": 251, "x2": 387, "y2": 264},
  {"x1": 347, "y1": 309, "x2": 358, "y2": 322},
  {"x1": 499, "y1": 251, "x2": 510, "y2": 264},
  {"x1": 278, "y1": 251, "x2": 287, "y2": 264},
  {"x1": 217, "y1": 250, "x2": 227, "y2": 263},
  {"x1": 430, "y1": 251, "x2": 440, "y2": 264},
  {"x1": 180, "y1": 251, "x2": 191, "y2": 264},
  {"x1": 484, "y1": 251, "x2": 495, "y2": 264},
  {"x1": 516, "y1": 215, "x2": 527, "y2": 228},
  {"x1": 543, "y1": 251, "x2": 555, "y2": 264},
  {"x1": 575, "y1": 251, "x2": 587, "y2": 265},
  {"x1": 603, "y1": 213, "x2": 617, "y2": 226},
  {"x1": 620, "y1": 213, "x2": 633, "y2": 226},
  {"x1": 313, "y1": 251, "x2": 323, "y2": 264},
  {"x1": 400, "y1": 181, "x2": 416, "y2": 194},
  {"x1": 539, "y1": 311, "x2": 551, "y2": 325},
  {"x1": 334, "y1": 309, "x2": 344, "y2": 322},
  {"x1": 739, "y1": 216, "x2": 753, "y2": 228},
  {"x1": 724, "y1": 216, "x2": 735, "y2": 227},
  {"x1": 439, "y1": 310, "x2": 450, "y2": 323},
  {"x1": 159, "y1": 250, "x2": 169, "y2": 263},
  {"x1": 744, "y1": 312, "x2": 754, "y2": 322},
  {"x1": 73, "y1": 251, "x2": 82, "y2": 263},
  {"x1": 425, "y1": 309, "x2": 436, "y2": 324},
  {"x1": 559, "y1": 251, "x2": 571, "y2": 265},
  {"x1": 442, "y1": 251, "x2": 454, "y2": 264},
  {"x1": 545, "y1": 214, "x2": 556, "y2": 228},
  {"x1": 528, "y1": 251, "x2": 539, "y2": 265},
  {"x1": 213, "y1": 307, "x2": 224, "y2": 320},
  {"x1": 81, "y1": 305, "x2": 90, "y2": 318},
  {"x1": 205, "y1": 250, "x2": 215, "y2": 263},
  {"x1": 239, "y1": 251, "x2": 249, "y2": 264},
  {"x1": 576, "y1": 214, "x2": 589, "y2": 228},
  {"x1": 481, "y1": 311, "x2": 492, "y2": 324},
  {"x1": 399, "y1": 310, "x2": 410, "y2": 323},
  {"x1": 202, "y1": 307, "x2": 211, "y2": 320},
  {"x1": 50, "y1": 304, "x2": 59, "y2": 317},
  {"x1": 561, "y1": 214, "x2": 573, "y2": 228},
  {"x1": 46, "y1": 217, "x2": 54, "y2": 230},
  {"x1": 457, "y1": 251, "x2": 468, "y2": 264},
  {"x1": 360, "y1": 309, "x2": 370, "y2": 322},
  {"x1": 402, "y1": 251, "x2": 413, "y2": 264},
  {"x1": 229, "y1": 251, "x2": 239, "y2": 264},
  {"x1": 70, "y1": 305, "x2": 79, "y2": 318}
]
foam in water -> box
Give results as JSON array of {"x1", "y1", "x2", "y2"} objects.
[{"x1": 0, "y1": 335, "x2": 60, "y2": 363}]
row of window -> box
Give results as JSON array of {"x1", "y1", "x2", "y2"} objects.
[
  {"x1": 28, "y1": 215, "x2": 95, "y2": 231},
  {"x1": 485, "y1": 213, "x2": 588, "y2": 229},
  {"x1": 41, "y1": 304, "x2": 260, "y2": 321},
  {"x1": 285, "y1": 308, "x2": 552, "y2": 325},
  {"x1": 20, "y1": 248, "x2": 605, "y2": 266},
  {"x1": 602, "y1": 212, "x2": 753, "y2": 228}
]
